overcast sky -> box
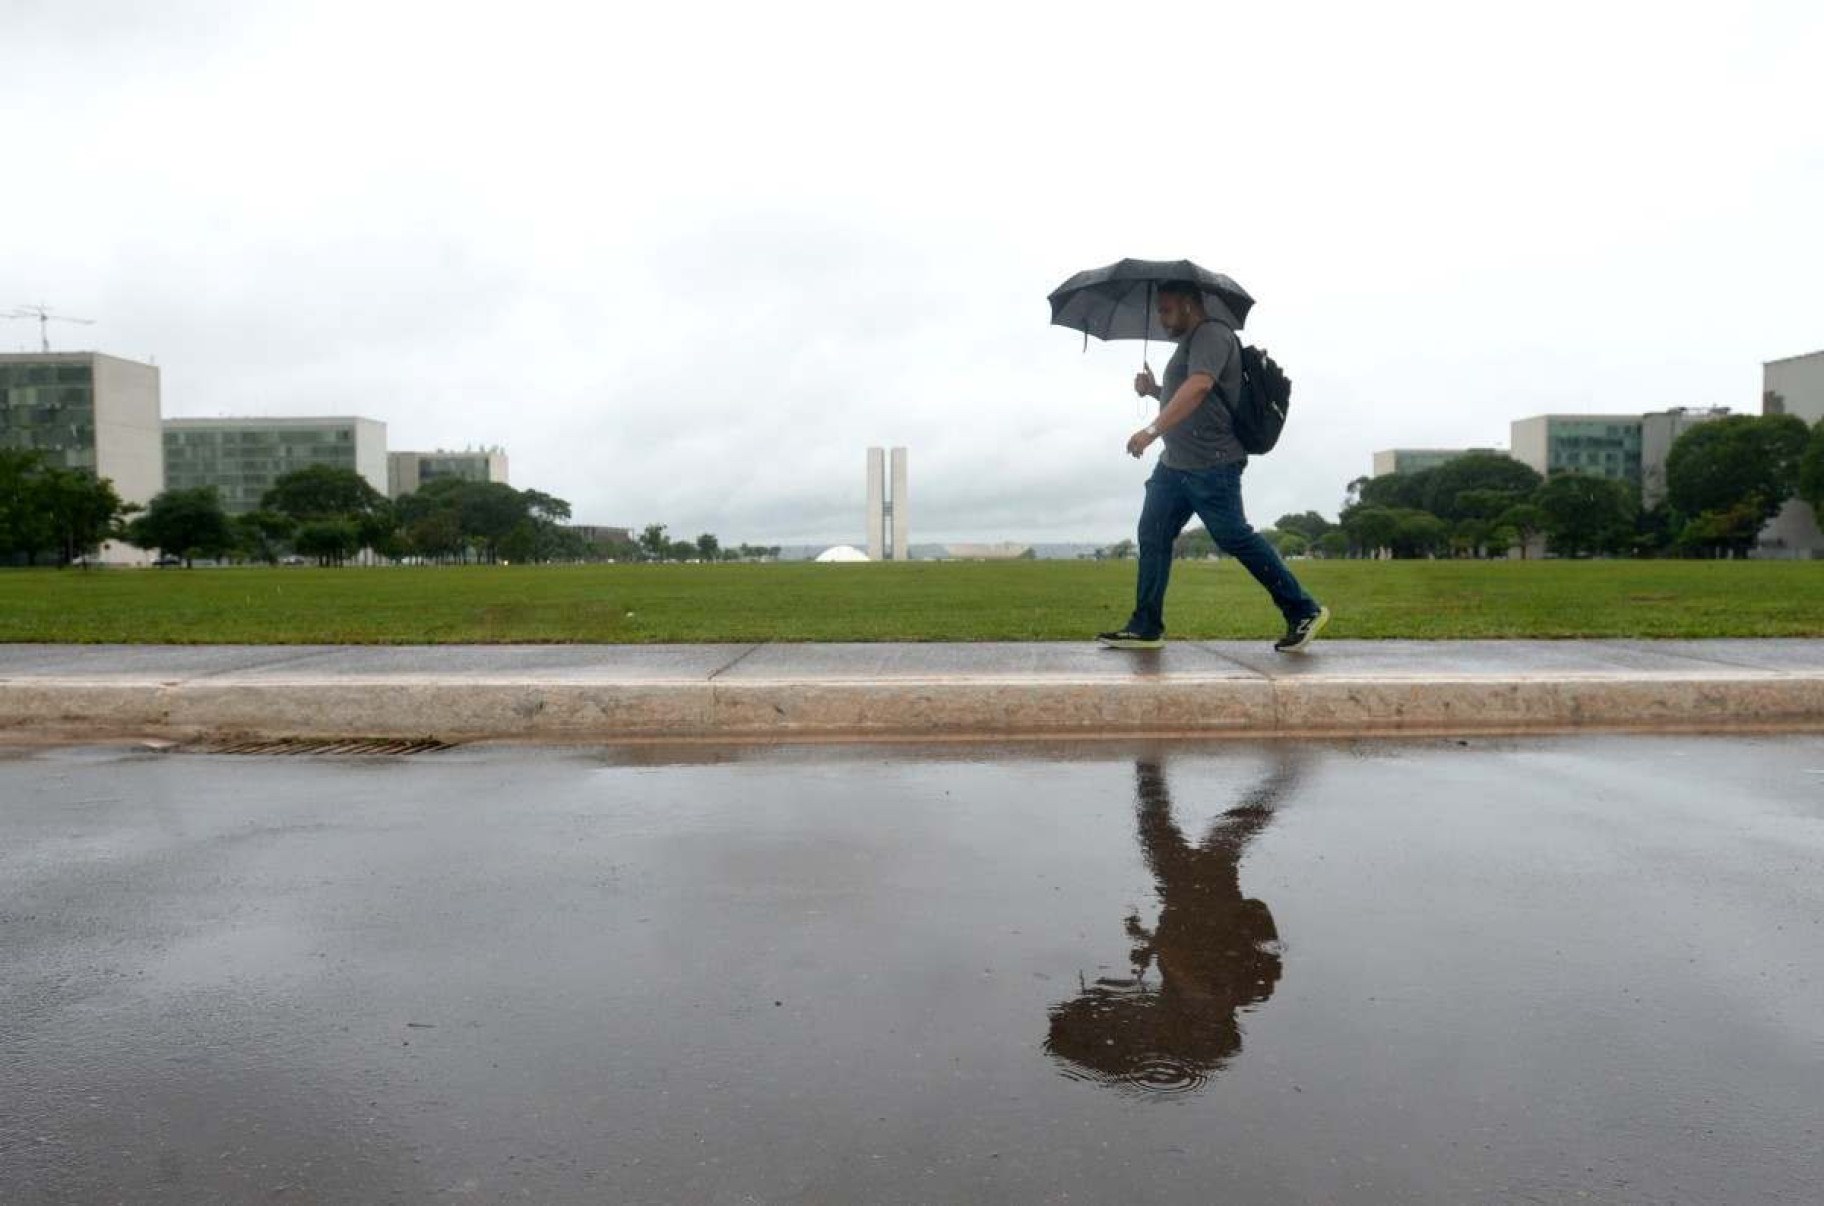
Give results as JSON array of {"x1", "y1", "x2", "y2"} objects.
[{"x1": 6, "y1": 0, "x2": 1821, "y2": 544}]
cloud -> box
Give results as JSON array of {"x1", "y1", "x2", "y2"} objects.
[{"x1": 5, "y1": 0, "x2": 1822, "y2": 545}]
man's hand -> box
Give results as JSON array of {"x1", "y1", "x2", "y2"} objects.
[
  {"x1": 1126, "y1": 427, "x2": 1156, "y2": 458},
  {"x1": 1133, "y1": 364, "x2": 1159, "y2": 398}
]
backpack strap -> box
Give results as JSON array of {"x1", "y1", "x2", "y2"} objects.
[{"x1": 1187, "y1": 317, "x2": 1242, "y2": 409}]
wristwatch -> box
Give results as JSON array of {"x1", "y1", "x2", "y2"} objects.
[{"x1": 1145, "y1": 423, "x2": 1159, "y2": 437}]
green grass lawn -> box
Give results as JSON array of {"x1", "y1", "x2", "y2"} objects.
[{"x1": 0, "y1": 560, "x2": 1819, "y2": 644}]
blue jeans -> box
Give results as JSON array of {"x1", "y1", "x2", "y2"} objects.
[{"x1": 1128, "y1": 462, "x2": 1318, "y2": 638}]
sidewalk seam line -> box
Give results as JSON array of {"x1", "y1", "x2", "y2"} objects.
[
  {"x1": 1614, "y1": 642, "x2": 1808, "y2": 675},
  {"x1": 189, "y1": 648, "x2": 345, "y2": 680},
  {"x1": 1194, "y1": 643, "x2": 1272, "y2": 677},
  {"x1": 707, "y1": 644, "x2": 766, "y2": 682}
]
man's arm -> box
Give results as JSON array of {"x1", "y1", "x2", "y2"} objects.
[
  {"x1": 1126, "y1": 373, "x2": 1213, "y2": 457},
  {"x1": 1154, "y1": 373, "x2": 1214, "y2": 431}
]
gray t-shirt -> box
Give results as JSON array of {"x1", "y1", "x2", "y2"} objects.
[{"x1": 1159, "y1": 320, "x2": 1245, "y2": 469}]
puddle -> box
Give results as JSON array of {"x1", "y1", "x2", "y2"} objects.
[{"x1": 3, "y1": 734, "x2": 1822, "y2": 1203}]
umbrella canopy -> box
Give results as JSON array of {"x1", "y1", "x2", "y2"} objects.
[{"x1": 1048, "y1": 258, "x2": 1254, "y2": 343}]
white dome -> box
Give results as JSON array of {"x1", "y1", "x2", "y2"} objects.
[{"x1": 814, "y1": 545, "x2": 871, "y2": 563}]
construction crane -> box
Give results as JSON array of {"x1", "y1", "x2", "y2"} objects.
[{"x1": 4, "y1": 304, "x2": 95, "y2": 353}]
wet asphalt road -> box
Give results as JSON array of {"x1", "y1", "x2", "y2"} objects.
[{"x1": 2, "y1": 736, "x2": 1821, "y2": 1205}]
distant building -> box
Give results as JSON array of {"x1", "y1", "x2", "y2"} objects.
[
  {"x1": 1757, "y1": 349, "x2": 1824, "y2": 559},
  {"x1": 164, "y1": 416, "x2": 387, "y2": 515},
  {"x1": 0, "y1": 352, "x2": 163, "y2": 564},
  {"x1": 815, "y1": 544, "x2": 870, "y2": 563},
  {"x1": 865, "y1": 446, "x2": 909, "y2": 561},
  {"x1": 568, "y1": 524, "x2": 632, "y2": 544},
  {"x1": 566, "y1": 524, "x2": 633, "y2": 554},
  {"x1": 1510, "y1": 415, "x2": 1643, "y2": 488},
  {"x1": 1371, "y1": 448, "x2": 1502, "y2": 477},
  {"x1": 1763, "y1": 349, "x2": 1824, "y2": 422},
  {"x1": 1639, "y1": 406, "x2": 1730, "y2": 509},
  {"x1": 387, "y1": 448, "x2": 508, "y2": 498},
  {"x1": 939, "y1": 542, "x2": 1032, "y2": 560},
  {"x1": 866, "y1": 448, "x2": 884, "y2": 558}
]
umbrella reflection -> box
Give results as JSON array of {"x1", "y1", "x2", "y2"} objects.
[{"x1": 1045, "y1": 755, "x2": 1299, "y2": 1095}]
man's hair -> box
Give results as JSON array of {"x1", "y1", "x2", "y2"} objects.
[{"x1": 1158, "y1": 280, "x2": 1205, "y2": 310}]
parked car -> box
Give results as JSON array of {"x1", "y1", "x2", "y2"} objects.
[{"x1": 153, "y1": 554, "x2": 183, "y2": 568}]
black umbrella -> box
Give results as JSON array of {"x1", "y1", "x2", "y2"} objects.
[{"x1": 1048, "y1": 258, "x2": 1254, "y2": 364}]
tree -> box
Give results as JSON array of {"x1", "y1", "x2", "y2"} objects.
[
  {"x1": 0, "y1": 450, "x2": 55, "y2": 564},
  {"x1": 358, "y1": 510, "x2": 407, "y2": 562},
  {"x1": 639, "y1": 524, "x2": 669, "y2": 561},
  {"x1": 499, "y1": 520, "x2": 541, "y2": 565},
  {"x1": 0, "y1": 451, "x2": 129, "y2": 567},
  {"x1": 695, "y1": 532, "x2": 721, "y2": 561},
  {"x1": 1391, "y1": 511, "x2": 1449, "y2": 558},
  {"x1": 1536, "y1": 473, "x2": 1637, "y2": 557},
  {"x1": 1315, "y1": 530, "x2": 1350, "y2": 559},
  {"x1": 520, "y1": 490, "x2": 571, "y2": 525},
  {"x1": 1451, "y1": 518, "x2": 1492, "y2": 559},
  {"x1": 262, "y1": 464, "x2": 387, "y2": 523},
  {"x1": 233, "y1": 509, "x2": 296, "y2": 565},
  {"x1": 1353, "y1": 469, "x2": 1433, "y2": 514},
  {"x1": 126, "y1": 487, "x2": 234, "y2": 567},
  {"x1": 1103, "y1": 538, "x2": 1136, "y2": 560},
  {"x1": 541, "y1": 525, "x2": 589, "y2": 563},
  {"x1": 406, "y1": 511, "x2": 465, "y2": 563},
  {"x1": 1342, "y1": 506, "x2": 1400, "y2": 556},
  {"x1": 1496, "y1": 503, "x2": 1546, "y2": 559},
  {"x1": 1273, "y1": 511, "x2": 1334, "y2": 541},
  {"x1": 1420, "y1": 453, "x2": 1542, "y2": 521},
  {"x1": 515, "y1": 493, "x2": 582, "y2": 563},
  {"x1": 1797, "y1": 419, "x2": 1824, "y2": 512},
  {"x1": 261, "y1": 465, "x2": 394, "y2": 562},
  {"x1": 451, "y1": 482, "x2": 522, "y2": 563},
  {"x1": 1666, "y1": 414, "x2": 1809, "y2": 554},
  {"x1": 1173, "y1": 528, "x2": 1216, "y2": 559},
  {"x1": 395, "y1": 478, "x2": 551, "y2": 564},
  {"x1": 294, "y1": 520, "x2": 361, "y2": 566},
  {"x1": 1674, "y1": 503, "x2": 1764, "y2": 557},
  {"x1": 1454, "y1": 488, "x2": 1521, "y2": 522},
  {"x1": 1631, "y1": 505, "x2": 1683, "y2": 558},
  {"x1": 398, "y1": 479, "x2": 478, "y2": 562},
  {"x1": 1266, "y1": 529, "x2": 1309, "y2": 557},
  {"x1": 37, "y1": 467, "x2": 126, "y2": 566}
]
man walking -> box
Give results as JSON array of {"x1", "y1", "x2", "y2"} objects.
[{"x1": 1098, "y1": 281, "x2": 1329, "y2": 652}]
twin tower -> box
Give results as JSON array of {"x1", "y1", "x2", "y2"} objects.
[{"x1": 865, "y1": 447, "x2": 908, "y2": 561}]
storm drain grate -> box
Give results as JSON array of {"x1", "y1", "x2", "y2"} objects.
[{"x1": 187, "y1": 737, "x2": 457, "y2": 756}]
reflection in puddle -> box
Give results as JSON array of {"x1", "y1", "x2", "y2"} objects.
[{"x1": 1046, "y1": 756, "x2": 1298, "y2": 1095}]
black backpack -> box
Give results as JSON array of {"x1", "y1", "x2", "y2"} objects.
[
  {"x1": 1229, "y1": 341, "x2": 1292, "y2": 455},
  {"x1": 1191, "y1": 319, "x2": 1292, "y2": 454}
]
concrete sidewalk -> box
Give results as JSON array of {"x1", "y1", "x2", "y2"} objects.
[{"x1": 3, "y1": 639, "x2": 1822, "y2": 742}]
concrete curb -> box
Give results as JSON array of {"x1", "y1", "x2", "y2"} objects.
[{"x1": 4, "y1": 672, "x2": 1822, "y2": 742}]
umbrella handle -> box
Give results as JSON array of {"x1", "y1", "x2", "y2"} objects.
[
  {"x1": 1140, "y1": 280, "x2": 1155, "y2": 421},
  {"x1": 1142, "y1": 280, "x2": 1153, "y2": 369}
]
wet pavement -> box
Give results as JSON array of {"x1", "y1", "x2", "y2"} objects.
[{"x1": 2, "y1": 735, "x2": 1822, "y2": 1204}]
